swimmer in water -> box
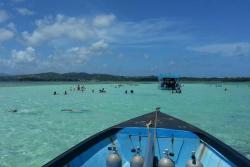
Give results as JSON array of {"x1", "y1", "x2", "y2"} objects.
[
  {"x1": 100, "y1": 88, "x2": 106, "y2": 93},
  {"x1": 53, "y1": 91, "x2": 57, "y2": 95},
  {"x1": 9, "y1": 109, "x2": 17, "y2": 113},
  {"x1": 130, "y1": 90, "x2": 134, "y2": 94},
  {"x1": 64, "y1": 91, "x2": 67, "y2": 95},
  {"x1": 125, "y1": 90, "x2": 128, "y2": 94}
]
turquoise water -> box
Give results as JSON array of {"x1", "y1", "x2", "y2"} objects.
[{"x1": 0, "y1": 82, "x2": 249, "y2": 167}]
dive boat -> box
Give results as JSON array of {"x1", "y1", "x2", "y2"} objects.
[
  {"x1": 43, "y1": 108, "x2": 250, "y2": 167},
  {"x1": 158, "y1": 74, "x2": 181, "y2": 92}
]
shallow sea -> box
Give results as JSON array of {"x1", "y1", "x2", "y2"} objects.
[{"x1": 0, "y1": 82, "x2": 249, "y2": 166}]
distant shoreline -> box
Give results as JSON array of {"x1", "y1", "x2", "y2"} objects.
[{"x1": 0, "y1": 72, "x2": 250, "y2": 82}]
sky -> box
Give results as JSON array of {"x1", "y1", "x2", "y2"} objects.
[{"x1": 0, "y1": 0, "x2": 250, "y2": 76}]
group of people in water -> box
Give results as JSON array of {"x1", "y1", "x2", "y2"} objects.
[
  {"x1": 125, "y1": 90, "x2": 134, "y2": 94},
  {"x1": 99, "y1": 88, "x2": 106, "y2": 93},
  {"x1": 215, "y1": 84, "x2": 229, "y2": 91},
  {"x1": 52, "y1": 84, "x2": 134, "y2": 95},
  {"x1": 53, "y1": 84, "x2": 86, "y2": 95},
  {"x1": 172, "y1": 88, "x2": 181, "y2": 94}
]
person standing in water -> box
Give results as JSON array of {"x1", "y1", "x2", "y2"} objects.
[{"x1": 81, "y1": 86, "x2": 84, "y2": 92}]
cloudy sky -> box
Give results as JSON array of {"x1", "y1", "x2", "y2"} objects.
[{"x1": 0, "y1": 0, "x2": 250, "y2": 76}]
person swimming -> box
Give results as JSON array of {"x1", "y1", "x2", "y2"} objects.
[
  {"x1": 53, "y1": 91, "x2": 57, "y2": 95},
  {"x1": 80, "y1": 86, "x2": 85, "y2": 91},
  {"x1": 176, "y1": 88, "x2": 181, "y2": 93},
  {"x1": 8, "y1": 109, "x2": 18, "y2": 113},
  {"x1": 64, "y1": 91, "x2": 67, "y2": 95},
  {"x1": 125, "y1": 90, "x2": 128, "y2": 94},
  {"x1": 99, "y1": 88, "x2": 106, "y2": 93},
  {"x1": 92, "y1": 89, "x2": 94, "y2": 93},
  {"x1": 130, "y1": 90, "x2": 134, "y2": 94}
]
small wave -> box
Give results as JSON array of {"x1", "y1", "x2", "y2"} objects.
[
  {"x1": 8, "y1": 108, "x2": 37, "y2": 114},
  {"x1": 61, "y1": 108, "x2": 89, "y2": 113},
  {"x1": 18, "y1": 109, "x2": 35, "y2": 113}
]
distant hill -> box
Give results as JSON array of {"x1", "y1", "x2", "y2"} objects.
[
  {"x1": 0, "y1": 73, "x2": 9, "y2": 76},
  {"x1": 180, "y1": 77, "x2": 250, "y2": 82},
  {"x1": 0, "y1": 72, "x2": 157, "y2": 81},
  {"x1": 0, "y1": 72, "x2": 249, "y2": 82}
]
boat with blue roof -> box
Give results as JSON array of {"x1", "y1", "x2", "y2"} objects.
[{"x1": 158, "y1": 74, "x2": 181, "y2": 93}]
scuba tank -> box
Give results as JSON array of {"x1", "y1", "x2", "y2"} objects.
[
  {"x1": 158, "y1": 149, "x2": 175, "y2": 167},
  {"x1": 130, "y1": 146, "x2": 144, "y2": 167},
  {"x1": 186, "y1": 151, "x2": 203, "y2": 167},
  {"x1": 106, "y1": 145, "x2": 122, "y2": 167}
]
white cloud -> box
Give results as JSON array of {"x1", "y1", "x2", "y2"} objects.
[
  {"x1": 93, "y1": 14, "x2": 115, "y2": 27},
  {"x1": 48, "y1": 39, "x2": 108, "y2": 65},
  {"x1": 90, "y1": 39, "x2": 108, "y2": 51},
  {"x1": 64, "y1": 47, "x2": 90, "y2": 63},
  {"x1": 16, "y1": 8, "x2": 34, "y2": 16},
  {"x1": 1, "y1": 22, "x2": 110, "y2": 72},
  {"x1": 117, "y1": 53, "x2": 124, "y2": 59},
  {"x1": 102, "y1": 63, "x2": 107, "y2": 68},
  {"x1": 14, "y1": 14, "x2": 192, "y2": 73},
  {"x1": 143, "y1": 54, "x2": 150, "y2": 59},
  {"x1": 11, "y1": 47, "x2": 37, "y2": 63},
  {"x1": 22, "y1": 14, "x2": 93, "y2": 45},
  {"x1": 0, "y1": 28, "x2": 14, "y2": 43},
  {"x1": 7, "y1": 22, "x2": 16, "y2": 31},
  {"x1": 169, "y1": 60, "x2": 175, "y2": 65},
  {"x1": 0, "y1": 58, "x2": 9, "y2": 66},
  {"x1": 189, "y1": 42, "x2": 250, "y2": 57},
  {"x1": 0, "y1": 10, "x2": 8, "y2": 23},
  {"x1": 22, "y1": 14, "x2": 189, "y2": 46},
  {"x1": 93, "y1": 18, "x2": 190, "y2": 45},
  {"x1": 0, "y1": 47, "x2": 37, "y2": 72}
]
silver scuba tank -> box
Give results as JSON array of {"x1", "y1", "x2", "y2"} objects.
[
  {"x1": 186, "y1": 151, "x2": 203, "y2": 167},
  {"x1": 106, "y1": 145, "x2": 122, "y2": 167},
  {"x1": 130, "y1": 147, "x2": 144, "y2": 167},
  {"x1": 158, "y1": 149, "x2": 175, "y2": 167}
]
